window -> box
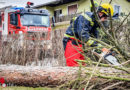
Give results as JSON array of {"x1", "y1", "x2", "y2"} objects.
[
  {"x1": 68, "y1": 4, "x2": 78, "y2": 15},
  {"x1": 54, "y1": 9, "x2": 62, "y2": 22},
  {"x1": 20, "y1": 14, "x2": 50, "y2": 27},
  {"x1": 54, "y1": 9, "x2": 62, "y2": 18},
  {"x1": 10, "y1": 13, "x2": 18, "y2": 25},
  {"x1": 114, "y1": 5, "x2": 121, "y2": 15}
]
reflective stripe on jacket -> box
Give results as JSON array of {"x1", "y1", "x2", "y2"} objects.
[
  {"x1": 81, "y1": 13, "x2": 94, "y2": 26},
  {"x1": 65, "y1": 12, "x2": 99, "y2": 43}
]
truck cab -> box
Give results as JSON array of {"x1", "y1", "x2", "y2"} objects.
[{"x1": 0, "y1": 6, "x2": 51, "y2": 40}]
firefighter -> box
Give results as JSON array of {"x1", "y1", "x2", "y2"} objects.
[{"x1": 63, "y1": 3, "x2": 114, "y2": 67}]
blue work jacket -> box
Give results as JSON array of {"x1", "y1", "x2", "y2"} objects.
[{"x1": 65, "y1": 12, "x2": 100, "y2": 43}]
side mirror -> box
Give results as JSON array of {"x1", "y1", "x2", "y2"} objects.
[{"x1": 52, "y1": 16, "x2": 55, "y2": 27}]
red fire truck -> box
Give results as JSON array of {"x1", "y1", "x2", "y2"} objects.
[{"x1": 0, "y1": 2, "x2": 51, "y2": 41}]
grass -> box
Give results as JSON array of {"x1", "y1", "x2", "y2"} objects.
[{"x1": 0, "y1": 87, "x2": 59, "y2": 90}]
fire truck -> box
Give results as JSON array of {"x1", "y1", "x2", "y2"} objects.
[{"x1": 0, "y1": 2, "x2": 51, "y2": 41}]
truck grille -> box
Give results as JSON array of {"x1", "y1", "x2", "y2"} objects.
[{"x1": 26, "y1": 32, "x2": 49, "y2": 40}]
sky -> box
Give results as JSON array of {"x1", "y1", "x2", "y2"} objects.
[{"x1": 0, "y1": 0, "x2": 55, "y2": 8}]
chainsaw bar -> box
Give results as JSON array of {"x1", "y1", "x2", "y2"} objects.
[{"x1": 104, "y1": 54, "x2": 121, "y2": 66}]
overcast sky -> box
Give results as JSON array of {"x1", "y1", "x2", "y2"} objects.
[{"x1": 0, "y1": 0, "x2": 55, "y2": 8}]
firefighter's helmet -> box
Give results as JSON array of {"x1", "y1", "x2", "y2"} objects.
[{"x1": 98, "y1": 3, "x2": 114, "y2": 16}]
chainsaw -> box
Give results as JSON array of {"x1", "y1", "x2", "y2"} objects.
[{"x1": 93, "y1": 48, "x2": 121, "y2": 66}]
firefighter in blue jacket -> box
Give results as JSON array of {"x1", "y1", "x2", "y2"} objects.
[{"x1": 63, "y1": 3, "x2": 114, "y2": 66}]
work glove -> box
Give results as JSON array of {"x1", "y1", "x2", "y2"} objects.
[
  {"x1": 86, "y1": 39, "x2": 96, "y2": 46},
  {"x1": 86, "y1": 39, "x2": 104, "y2": 53},
  {"x1": 86, "y1": 39, "x2": 103, "y2": 48},
  {"x1": 95, "y1": 43, "x2": 104, "y2": 53}
]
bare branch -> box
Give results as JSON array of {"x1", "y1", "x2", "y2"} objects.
[
  {"x1": 121, "y1": 60, "x2": 130, "y2": 65},
  {"x1": 116, "y1": 12, "x2": 130, "y2": 32},
  {"x1": 109, "y1": 0, "x2": 113, "y2": 4},
  {"x1": 102, "y1": 82, "x2": 124, "y2": 90}
]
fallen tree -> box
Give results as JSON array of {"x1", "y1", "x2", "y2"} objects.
[
  {"x1": 0, "y1": 0, "x2": 130, "y2": 90},
  {"x1": 0, "y1": 65, "x2": 130, "y2": 89}
]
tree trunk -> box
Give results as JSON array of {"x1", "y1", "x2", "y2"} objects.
[{"x1": 0, "y1": 65, "x2": 129, "y2": 87}]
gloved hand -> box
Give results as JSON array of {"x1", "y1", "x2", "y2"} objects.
[
  {"x1": 95, "y1": 43, "x2": 104, "y2": 53},
  {"x1": 95, "y1": 47, "x2": 109, "y2": 55},
  {"x1": 86, "y1": 39, "x2": 96, "y2": 46},
  {"x1": 86, "y1": 39, "x2": 103, "y2": 48},
  {"x1": 86, "y1": 39, "x2": 104, "y2": 54}
]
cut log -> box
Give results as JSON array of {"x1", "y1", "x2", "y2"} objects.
[{"x1": 0, "y1": 65, "x2": 129, "y2": 87}]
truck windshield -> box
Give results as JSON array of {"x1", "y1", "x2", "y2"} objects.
[{"x1": 20, "y1": 14, "x2": 50, "y2": 27}]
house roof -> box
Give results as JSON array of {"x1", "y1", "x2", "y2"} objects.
[{"x1": 33, "y1": 0, "x2": 80, "y2": 8}]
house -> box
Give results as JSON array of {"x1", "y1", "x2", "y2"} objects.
[{"x1": 33, "y1": 0, "x2": 130, "y2": 29}]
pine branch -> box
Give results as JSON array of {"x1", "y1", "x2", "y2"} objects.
[
  {"x1": 77, "y1": 60, "x2": 130, "y2": 73},
  {"x1": 90, "y1": 0, "x2": 130, "y2": 60}
]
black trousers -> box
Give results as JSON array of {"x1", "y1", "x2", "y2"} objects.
[{"x1": 63, "y1": 37, "x2": 70, "y2": 50}]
